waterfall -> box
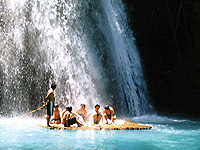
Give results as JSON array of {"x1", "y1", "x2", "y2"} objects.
[{"x1": 0, "y1": 0, "x2": 153, "y2": 117}]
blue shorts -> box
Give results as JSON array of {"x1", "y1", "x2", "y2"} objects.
[{"x1": 47, "y1": 101, "x2": 54, "y2": 116}]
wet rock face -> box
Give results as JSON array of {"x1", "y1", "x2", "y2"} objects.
[{"x1": 122, "y1": 0, "x2": 200, "y2": 116}]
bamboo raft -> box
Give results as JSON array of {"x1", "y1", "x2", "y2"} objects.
[{"x1": 38, "y1": 121, "x2": 152, "y2": 130}]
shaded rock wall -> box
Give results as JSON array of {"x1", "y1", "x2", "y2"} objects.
[{"x1": 122, "y1": 0, "x2": 200, "y2": 116}]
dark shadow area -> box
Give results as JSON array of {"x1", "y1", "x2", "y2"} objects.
[{"x1": 122, "y1": 0, "x2": 200, "y2": 117}]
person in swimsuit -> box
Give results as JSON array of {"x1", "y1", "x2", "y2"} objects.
[
  {"x1": 50, "y1": 104, "x2": 62, "y2": 124},
  {"x1": 76, "y1": 104, "x2": 91, "y2": 123},
  {"x1": 61, "y1": 106, "x2": 68, "y2": 124},
  {"x1": 43, "y1": 83, "x2": 57, "y2": 127},
  {"x1": 103, "y1": 105, "x2": 116, "y2": 124},
  {"x1": 63, "y1": 106, "x2": 83, "y2": 127},
  {"x1": 92, "y1": 104, "x2": 102, "y2": 124}
]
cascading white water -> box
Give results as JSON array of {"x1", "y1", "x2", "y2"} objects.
[
  {"x1": 0, "y1": 0, "x2": 152, "y2": 117},
  {"x1": 94, "y1": 0, "x2": 153, "y2": 116}
]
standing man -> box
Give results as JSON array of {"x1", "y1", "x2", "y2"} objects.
[{"x1": 44, "y1": 83, "x2": 57, "y2": 127}]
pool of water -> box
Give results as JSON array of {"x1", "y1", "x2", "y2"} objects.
[{"x1": 0, "y1": 115, "x2": 199, "y2": 150}]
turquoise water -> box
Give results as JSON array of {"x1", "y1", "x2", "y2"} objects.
[{"x1": 0, "y1": 115, "x2": 199, "y2": 150}]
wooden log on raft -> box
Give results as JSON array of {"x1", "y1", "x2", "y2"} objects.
[{"x1": 38, "y1": 121, "x2": 152, "y2": 130}]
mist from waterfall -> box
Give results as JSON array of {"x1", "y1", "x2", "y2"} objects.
[{"x1": 0, "y1": 0, "x2": 153, "y2": 117}]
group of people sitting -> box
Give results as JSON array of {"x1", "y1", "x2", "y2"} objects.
[
  {"x1": 44, "y1": 83, "x2": 116, "y2": 127},
  {"x1": 49, "y1": 104, "x2": 117, "y2": 127}
]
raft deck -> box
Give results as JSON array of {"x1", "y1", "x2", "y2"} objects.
[{"x1": 38, "y1": 121, "x2": 152, "y2": 130}]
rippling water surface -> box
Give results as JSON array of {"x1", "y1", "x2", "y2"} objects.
[{"x1": 0, "y1": 115, "x2": 199, "y2": 150}]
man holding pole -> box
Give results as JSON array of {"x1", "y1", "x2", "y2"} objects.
[{"x1": 44, "y1": 83, "x2": 57, "y2": 127}]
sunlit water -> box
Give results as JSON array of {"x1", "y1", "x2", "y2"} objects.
[{"x1": 0, "y1": 115, "x2": 199, "y2": 150}]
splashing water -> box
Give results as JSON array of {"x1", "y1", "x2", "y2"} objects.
[{"x1": 0, "y1": 0, "x2": 152, "y2": 117}]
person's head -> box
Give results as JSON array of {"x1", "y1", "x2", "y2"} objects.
[
  {"x1": 104, "y1": 105, "x2": 109, "y2": 110},
  {"x1": 80, "y1": 104, "x2": 86, "y2": 109},
  {"x1": 95, "y1": 104, "x2": 100, "y2": 108},
  {"x1": 94, "y1": 104, "x2": 100, "y2": 111},
  {"x1": 54, "y1": 104, "x2": 59, "y2": 109},
  {"x1": 51, "y1": 83, "x2": 57, "y2": 90},
  {"x1": 68, "y1": 106, "x2": 72, "y2": 112}
]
